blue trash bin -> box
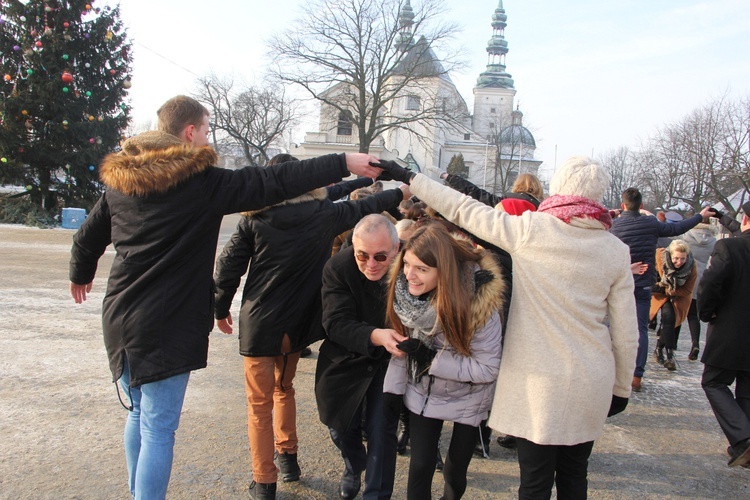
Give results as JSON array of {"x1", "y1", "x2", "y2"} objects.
[{"x1": 61, "y1": 208, "x2": 86, "y2": 229}]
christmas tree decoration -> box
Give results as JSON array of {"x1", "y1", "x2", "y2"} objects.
[
  {"x1": 122, "y1": 79, "x2": 131, "y2": 89},
  {"x1": 0, "y1": 0, "x2": 132, "y2": 211}
]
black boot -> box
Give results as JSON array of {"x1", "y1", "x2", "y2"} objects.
[
  {"x1": 277, "y1": 452, "x2": 300, "y2": 482},
  {"x1": 396, "y1": 405, "x2": 410, "y2": 455},
  {"x1": 435, "y1": 445, "x2": 444, "y2": 471},
  {"x1": 664, "y1": 348, "x2": 676, "y2": 371},
  {"x1": 654, "y1": 343, "x2": 665, "y2": 365},
  {"x1": 688, "y1": 344, "x2": 699, "y2": 361},
  {"x1": 248, "y1": 481, "x2": 276, "y2": 500}
]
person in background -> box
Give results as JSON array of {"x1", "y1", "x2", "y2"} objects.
[
  {"x1": 609, "y1": 187, "x2": 711, "y2": 392},
  {"x1": 698, "y1": 200, "x2": 750, "y2": 468},
  {"x1": 681, "y1": 222, "x2": 718, "y2": 360},
  {"x1": 649, "y1": 239, "x2": 697, "y2": 370},
  {"x1": 213, "y1": 160, "x2": 405, "y2": 500},
  {"x1": 68, "y1": 96, "x2": 383, "y2": 500},
  {"x1": 384, "y1": 223, "x2": 504, "y2": 499},
  {"x1": 377, "y1": 156, "x2": 638, "y2": 499}
]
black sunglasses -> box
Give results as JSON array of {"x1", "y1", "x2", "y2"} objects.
[{"x1": 355, "y1": 251, "x2": 389, "y2": 262}]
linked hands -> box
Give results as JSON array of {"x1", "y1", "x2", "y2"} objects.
[
  {"x1": 345, "y1": 153, "x2": 384, "y2": 179},
  {"x1": 370, "y1": 328, "x2": 408, "y2": 358},
  {"x1": 368, "y1": 160, "x2": 415, "y2": 184},
  {"x1": 70, "y1": 281, "x2": 93, "y2": 303}
]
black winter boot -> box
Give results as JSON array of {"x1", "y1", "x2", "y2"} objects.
[
  {"x1": 248, "y1": 481, "x2": 276, "y2": 500},
  {"x1": 654, "y1": 343, "x2": 665, "y2": 365},
  {"x1": 664, "y1": 348, "x2": 676, "y2": 371},
  {"x1": 277, "y1": 452, "x2": 300, "y2": 482}
]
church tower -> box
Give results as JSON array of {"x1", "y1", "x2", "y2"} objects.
[{"x1": 473, "y1": 1, "x2": 517, "y2": 140}]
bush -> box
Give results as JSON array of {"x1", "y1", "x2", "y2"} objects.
[{"x1": 0, "y1": 194, "x2": 57, "y2": 228}]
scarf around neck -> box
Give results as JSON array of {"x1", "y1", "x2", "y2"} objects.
[
  {"x1": 393, "y1": 273, "x2": 439, "y2": 348},
  {"x1": 538, "y1": 194, "x2": 612, "y2": 230},
  {"x1": 660, "y1": 249, "x2": 694, "y2": 292}
]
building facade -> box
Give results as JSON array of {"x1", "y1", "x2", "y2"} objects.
[{"x1": 292, "y1": 1, "x2": 541, "y2": 195}]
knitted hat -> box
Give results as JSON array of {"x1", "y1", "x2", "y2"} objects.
[{"x1": 549, "y1": 156, "x2": 610, "y2": 202}]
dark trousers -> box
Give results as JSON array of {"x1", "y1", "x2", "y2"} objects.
[
  {"x1": 407, "y1": 412, "x2": 477, "y2": 500},
  {"x1": 329, "y1": 367, "x2": 399, "y2": 500},
  {"x1": 657, "y1": 300, "x2": 680, "y2": 349},
  {"x1": 633, "y1": 287, "x2": 652, "y2": 378},
  {"x1": 686, "y1": 299, "x2": 701, "y2": 348},
  {"x1": 516, "y1": 438, "x2": 594, "y2": 500},
  {"x1": 702, "y1": 364, "x2": 750, "y2": 447}
]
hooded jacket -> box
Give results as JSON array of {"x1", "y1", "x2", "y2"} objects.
[
  {"x1": 213, "y1": 187, "x2": 403, "y2": 356},
  {"x1": 69, "y1": 131, "x2": 352, "y2": 386},
  {"x1": 383, "y1": 251, "x2": 505, "y2": 427},
  {"x1": 681, "y1": 223, "x2": 717, "y2": 300}
]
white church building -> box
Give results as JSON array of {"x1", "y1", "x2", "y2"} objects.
[{"x1": 291, "y1": 1, "x2": 541, "y2": 194}]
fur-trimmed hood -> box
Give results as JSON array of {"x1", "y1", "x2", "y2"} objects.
[
  {"x1": 242, "y1": 187, "x2": 328, "y2": 217},
  {"x1": 99, "y1": 131, "x2": 218, "y2": 196},
  {"x1": 469, "y1": 249, "x2": 506, "y2": 334}
]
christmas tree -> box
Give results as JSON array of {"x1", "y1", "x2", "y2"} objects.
[{"x1": 0, "y1": 0, "x2": 131, "y2": 211}]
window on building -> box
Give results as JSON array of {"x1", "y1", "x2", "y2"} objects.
[
  {"x1": 490, "y1": 107, "x2": 496, "y2": 113},
  {"x1": 406, "y1": 95, "x2": 421, "y2": 111},
  {"x1": 337, "y1": 111, "x2": 353, "y2": 136},
  {"x1": 464, "y1": 133, "x2": 471, "y2": 141}
]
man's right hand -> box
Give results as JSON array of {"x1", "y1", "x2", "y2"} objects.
[
  {"x1": 700, "y1": 206, "x2": 714, "y2": 222},
  {"x1": 216, "y1": 313, "x2": 233, "y2": 335},
  {"x1": 370, "y1": 328, "x2": 408, "y2": 358},
  {"x1": 70, "y1": 281, "x2": 93, "y2": 303},
  {"x1": 345, "y1": 153, "x2": 382, "y2": 178}
]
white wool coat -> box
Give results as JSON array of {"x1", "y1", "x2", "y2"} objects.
[{"x1": 410, "y1": 174, "x2": 638, "y2": 445}]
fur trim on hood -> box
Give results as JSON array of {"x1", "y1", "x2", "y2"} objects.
[
  {"x1": 469, "y1": 249, "x2": 506, "y2": 334},
  {"x1": 242, "y1": 187, "x2": 328, "y2": 217},
  {"x1": 99, "y1": 131, "x2": 218, "y2": 197}
]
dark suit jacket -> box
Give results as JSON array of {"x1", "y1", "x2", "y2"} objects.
[
  {"x1": 315, "y1": 246, "x2": 391, "y2": 433},
  {"x1": 698, "y1": 229, "x2": 750, "y2": 370}
]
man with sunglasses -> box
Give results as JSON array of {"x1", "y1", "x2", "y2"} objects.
[{"x1": 316, "y1": 214, "x2": 406, "y2": 499}]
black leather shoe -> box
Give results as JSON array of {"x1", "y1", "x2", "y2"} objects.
[
  {"x1": 496, "y1": 434, "x2": 518, "y2": 449},
  {"x1": 277, "y1": 452, "x2": 300, "y2": 482},
  {"x1": 728, "y1": 438, "x2": 750, "y2": 467},
  {"x1": 339, "y1": 469, "x2": 361, "y2": 499},
  {"x1": 664, "y1": 348, "x2": 676, "y2": 371},
  {"x1": 248, "y1": 481, "x2": 276, "y2": 500},
  {"x1": 300, "y1": 346, "x2": 313, "y2": 358}
]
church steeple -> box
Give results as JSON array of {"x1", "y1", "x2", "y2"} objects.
[
  {"x1": 396, "y1": 0, "x2": 416, "y2": 51},
  {"x1": 477, "y1": 1, "x2": 514, "y2": 89}
]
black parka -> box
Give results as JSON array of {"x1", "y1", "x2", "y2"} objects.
[
  {"x1": 69, "y1": 132, "x2": 352, "y2": 387},
  {"x1": 213, "y1": 188, "x2": 403, "y2": 356},
  {"x1": 315, "y1": 246, "x2": 393, "y2": 433},
  {"x1": 698, "y1": 229, "x2": 750, "y2": 371}
]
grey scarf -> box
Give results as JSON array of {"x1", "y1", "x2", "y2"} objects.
[{"x1": 660, "y1": 249, "x2": 694, "y2": 292}]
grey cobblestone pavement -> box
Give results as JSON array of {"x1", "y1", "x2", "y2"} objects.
[{"x1": 0, "y1": 217, "x2": 748, "y2": 499}]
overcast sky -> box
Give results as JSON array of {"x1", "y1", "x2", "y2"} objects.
[{"x1": 108, "y1": 0, "x2": 750, "y2": 178}]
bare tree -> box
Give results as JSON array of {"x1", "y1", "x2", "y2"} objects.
[
  {"x1": 600, "y1": 147, "x2": 639, "y2": 209},
  {"x1": 267, "y1": 0, "x2": 466, "y2": 154},
  {"x1": 193, "y1": 74, "x2": 299, "y2": 166}
]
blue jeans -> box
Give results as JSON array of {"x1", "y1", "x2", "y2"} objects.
[
  {"x1": 633, "y1": 286, "x2": 652, "y2": 378},
  {"x1": 329, "y1": 366, "x2": 399, "y2": 499},
  {"x1": 119, "y1": 361, "x2": 190, "y2": 500}
]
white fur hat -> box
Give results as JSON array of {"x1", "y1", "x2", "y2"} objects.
[{"x1": 549, "y1": 156, "x2": 610, "y2": 202}]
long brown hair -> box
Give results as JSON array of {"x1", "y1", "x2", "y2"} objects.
[{"x1": 386, "y1": 223, "x2": 483, "y2": 356}]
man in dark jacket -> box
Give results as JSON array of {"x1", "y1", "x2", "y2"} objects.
[
  {"x1": 316, "y1": 214, "x2": 406, "y2": 500},
  {"x1": 212, "y1": 167, "x2": 405, "y2": 499},
  {"x1": 610, "y1": 187, "x2": 712, "y2": 391},
  {"x1": 68, "y1": 95, "x2": 383, "y2": 500},
  {"x1": 698, "y1": 201, "x2": 750, "y2": 468}
]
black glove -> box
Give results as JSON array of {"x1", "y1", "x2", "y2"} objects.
[
  {"x1": 369, "y1": 160, "x2": 415, "y2": 184},
  {"x1": 397, "y1": 338, "x2": 437, "y2": 378},
  {"x1": 607, "y1": 395, "x2": 629, "y2": 417},
  {"x1": 710, "y1": 207, "x2": 725, "y2": 219},
  {"x1": 376, "y1": 170, "x2": 394, "y2": 182}
]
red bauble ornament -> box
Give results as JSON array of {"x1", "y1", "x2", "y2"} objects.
[
  {"x1": 63, "y1": 22, "x2": 70, "y2": 28},
  {"x1": 109, "y1": 69, "x2": 116, "y2": 75},
  {"x1": 35, "y1": 41, "x2": 43, "y2": 48},
  {"x1": 61, "y1": 72, "x2": 74, "y2": 83}
]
